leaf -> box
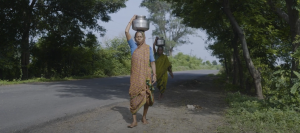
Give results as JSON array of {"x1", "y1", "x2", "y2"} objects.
[
  {"x1": 273, "y1": 70, "x2": 283, "y2": 75},
  {"x1": 293, "y1": 71, "x2": 300, "y2": 79},
  {"x1": 290, "y1": 83, "x2": 300, "y2": 94}
]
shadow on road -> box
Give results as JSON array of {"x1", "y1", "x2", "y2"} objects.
[
  {"x1": 20, "y1": 70, "x2": 222, "y2": 115},
  {"x1": 153, "y1": 75, "x2": 227, "y2": 116},
  {"x1": 111, "y1": 106, "x2": 143, "y2": 124},
  {"x1": 19, "y1": 70, "x2": 217, "y2": 103}
]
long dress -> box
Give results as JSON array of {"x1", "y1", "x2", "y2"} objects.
[
  {"x1": 128, "y1": 39, "x2": 155, "y2": 114},
  {"x1": 155, "y1": 53, "x2": 171, "y2": 94}
]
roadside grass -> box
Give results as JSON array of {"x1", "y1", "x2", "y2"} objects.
[
  {"x1": 1, "y1": 66, "x2": 222, "y2": 86},
  {"x1": 0, "y1": 75, "x2": 106, "y2": 86},
  {"x1": 172, "y1": 65, "x2": 222, "y2": 71},
  {"x1": 217, "y1": 92, "x2": 300, "y2": 133}
]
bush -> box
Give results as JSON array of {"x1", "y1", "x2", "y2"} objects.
[
  {"x1": 263, "y1": 69, "x2": 300, "y2": 110},
  {"x1": 29, "y1": 35, "x2": 131, "y2": 79},
  {"x1": 93, "y1": 37, "x2": 131, "y2": 76},
  {"x1": 169, "y1": 52, "x2": 222, "y2": 71},
  {"x1": 218, "y1": 92, "x2": 300, "y2": 133}
]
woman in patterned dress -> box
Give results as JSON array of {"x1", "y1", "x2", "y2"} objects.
[{"x1": 125, "y1": 15, "x2": 157, "y2": 128}]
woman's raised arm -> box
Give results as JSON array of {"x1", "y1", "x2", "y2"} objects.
[
  {"x1": 125, "y1": 15, "x2": 137, "y2": 41},
  {"x1": 153, "y1": 37, "x2": 158, "y2": 53}
]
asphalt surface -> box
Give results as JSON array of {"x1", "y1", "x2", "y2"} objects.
[{"x1": 0, "y1": 70, "x2": 218, "y2": 133}]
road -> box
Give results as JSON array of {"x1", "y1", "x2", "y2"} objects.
[{"x1": 0, "y1": 70, "x2": 218, "y2": 133}]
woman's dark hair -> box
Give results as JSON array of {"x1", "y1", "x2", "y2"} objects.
[
  {"x1": 134, "y1": 31, "x2": 145, "y2": 38},
  {"x1": 158, "y1": 46, "x2": 164, "y2": 51}
]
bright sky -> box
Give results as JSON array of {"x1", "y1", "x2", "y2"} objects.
[{"x1": 97, "y1": 0, "x2": 218, "y2": 62}]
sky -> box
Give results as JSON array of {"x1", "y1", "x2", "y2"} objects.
[{"x1": 97, "y1": 0, "x2": 219, "y2": 62}]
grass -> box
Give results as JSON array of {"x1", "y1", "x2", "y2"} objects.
[
  {"x1": 217, "y1": 92, "x2": 300, "y2": 133},
  {"x1": 0, "y1": 75, "x2": 106, "y2": 86},
  {"x1": 172, "y1": 65, "x2": 222, "y2": 71},
  {"x1": 1, "y1": 66, "x2": 222, "y2": 86}
]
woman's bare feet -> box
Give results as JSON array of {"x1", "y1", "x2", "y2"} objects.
[
  {"x1": 159, "y1": 93, "x2": 163, "y2": 100},
  {"x1": 128, "y1": 122, "x2": 137, "y2": 128},
  {"x1": 128, "y1": 114, "x2": 137, "y2": 128},
  {"x1": 142, "y1": 117, "x2": 148, "y2": 124}
]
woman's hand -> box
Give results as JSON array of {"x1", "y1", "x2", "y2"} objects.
[
  {"x1": 169, "y1": 72, "x2": 174, "y2": 78},
  {"x1": 152, "y1": 74, "x2": 157, "y2": 84},
  {"x1": 125, "y1": 15, "x2": 137, "y2": 41},
  {"x1": 150, "y1": 62, "x2": 156, "y2": 84},
  {"x1": 168, "y1": 66, "x2": 173, "y2": 78},
  {"x1": 131, "y1": 15, "x2": 137, "y2": 21},
  {"x1": 154, "y1": 37, "x2": 159, "y2": 45}
]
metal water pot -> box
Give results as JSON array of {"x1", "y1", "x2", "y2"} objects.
[
  {"x1": 132, "y1": 15, "x2": 149, "y2": 31},
  {"x1": 156, "y1": 37, "x2": 165, "y2": 46}
]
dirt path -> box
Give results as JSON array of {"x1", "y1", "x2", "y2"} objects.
[{"x1": 20, "y1": 75, "x2": 227, "y2": 133}]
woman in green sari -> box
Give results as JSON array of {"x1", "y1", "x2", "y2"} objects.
[{"x1": 153, "y1": 37, "x2": 174, "y2": 99}]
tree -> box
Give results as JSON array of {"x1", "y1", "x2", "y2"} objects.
[
  {"x1": 222, "y1": 0, "x2": 263, "y2": 99},
  {"x1": 98, "y1": 36, "x2": 132, "y2": 76},
  {"x1": 0, "y1": 0, "x2": 25, "y2": 80},
  {"x1": 268, "y1": 0, "x2": 300, "y2": 80},
  {"x1": 140, "y1": 0, "x2": 196, "y2": 56},
  {"x1": 206, "y1": 61, "x2": 212, "y2": 66},
  {"x1": 212, "y1": 60, "x2": 218, "y2": 65},
  {"x1": 0, "y1": 0, "x2": 127, "y2": 80},
  {"x1": 164, "y1": 0, "x2": 280, "y2": 99}
]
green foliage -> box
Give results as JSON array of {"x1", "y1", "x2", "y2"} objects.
[
  {"x1": 169, "y1": 52, "x2": 201, "y2": 71},
  {"x1": 141, "y1": 0, "x2": 196, "y2": 56},
  {"x1": 169, "y1": 52, "x2": 222, "y2": 71},
  {"x1": 264, "y1": 69, "x2": 300, "y2": 110},
  {"x1": 218, "y1": 92, "x2": 300, "y2": 133},
  {"x1": 0, "y1": 44, "x2": 21, "y2": 80},
  {"x1": 164, "y1": 0, "x2": 293, "y2": 99},
  {"x1": 0, "y1": 0, "x2": 127, "y2": 80},
  {"x1": 290, "y1": 71, "x2": 300, "y2": 94},
  {"x1": 96, "y1": 37, "x2": 131, "y2": 76},
  {"x1": 292, "y1": 36, "x2": 300, "y2": 66},
  {"x1": 29, "y1": 35, "x2": 131, "y2": 79},
  {"x1": 158, "y1": 0, "x2": 300, "y2": 132},
  {"x1": 205, "y1": 61, "x2": 212, "y2": 66},
  {"x1": 212, "y1": 60, "x2": 218, "y2": 65}
]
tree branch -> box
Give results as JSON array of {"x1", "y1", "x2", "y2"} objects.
[
  {"x1": 267, "y1": 0, "x2": 289, "y2": 22},
  {"x1": 222, "y1": 0, "x2": 243, "y2": 36},
  {"x1": 30, "y1": 0, "x2": 37, "y2": 8}
]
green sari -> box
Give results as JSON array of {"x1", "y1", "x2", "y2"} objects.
[{"x1": 155, "y1": 53, "x2": 171, "y2": 94}]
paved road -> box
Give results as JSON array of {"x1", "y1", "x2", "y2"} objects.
[{"x1": 0, "y1": 70, "x2": 218, "y2": 133}]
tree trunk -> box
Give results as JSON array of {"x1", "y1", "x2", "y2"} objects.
[
  {"x1": 223, "y1": 0, "x2": 264, "y2": 99},
  {"x1": 21, "y1": 27, "x2": 30, "y2": 80},
  {"x1": 231, "y1": 32, "x2": 238, "y2": 85},
  {"x1": 224, "y1": 57, "x2": 229, "y2": 76},
  {"x1": 232, "y1": 32, "x2": 244, "y2": 89},
  {"x1": 21, "y1": 0, "x2": 36, "y2": 80},
  {"x1": 232, "y1": 54, "x2": 237, "y2": 85},
  {"x1": 0, "y1": 69, "x2": 3, "y2": 80}
]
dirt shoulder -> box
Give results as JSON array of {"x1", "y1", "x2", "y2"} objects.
[{"x1": 20, "y1": 75, "x2": 227, "y2": 133}]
